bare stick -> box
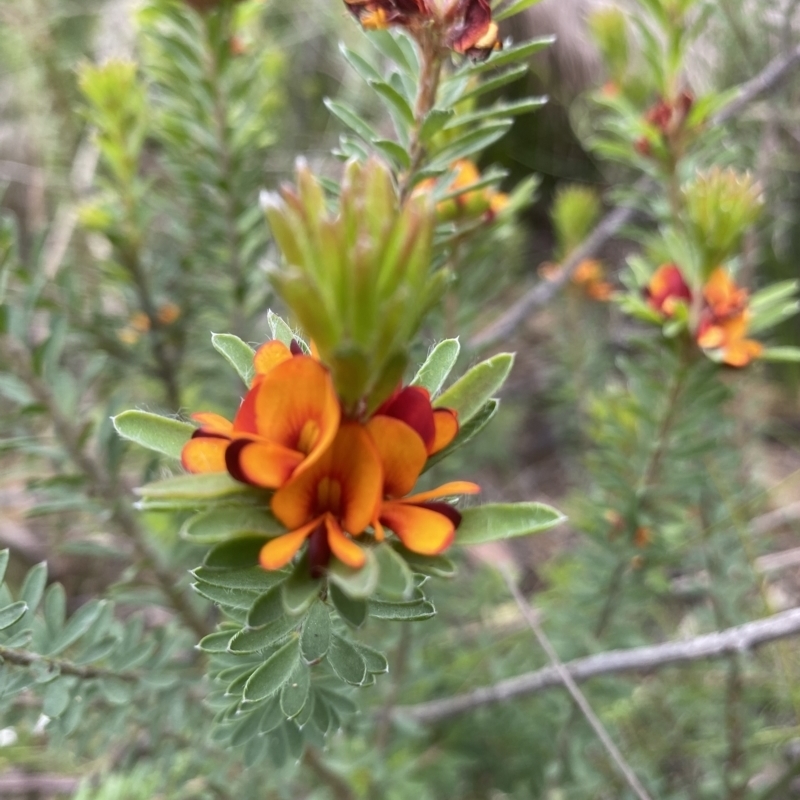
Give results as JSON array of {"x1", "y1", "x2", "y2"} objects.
[
  {"x1": 499, "y1": 567, "x2": 654, "y2": 800},
  {"x1": 468, "y1": 42, "x2": 800, "y2": 352},
  {"x1": 396, "y1": 605, "x2": 800, "y2": 725},
  {"x1": 0, "y1": 646, "x2": 139, "y2": 683}
]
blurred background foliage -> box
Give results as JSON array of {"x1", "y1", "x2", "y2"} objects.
[{"x1": 1, "y1": 0, "x2": 800, "y2": 798}]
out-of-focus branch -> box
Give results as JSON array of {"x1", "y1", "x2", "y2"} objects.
[
  {"x1": 0, "y1": 646, "x2": 139, "y2": 682},
  {"x1": 468, "y1": 42, "x2": 800, "y2": 352},
  {"x1": 395, "y1": 606, "x2": 800, "y2": 725},
  {"x1": 0, "y1": 772, "x2": 80, "y2": 796}
]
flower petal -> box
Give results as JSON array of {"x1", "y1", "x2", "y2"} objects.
[
  {"x1": 378, "y1": 386, "x2": 435, "y2": 450},
  {"x1": 366, "y1": 415, "x2": 427, "y2": 498},
  {"x1": 259, "y1": 517, "x2": 321, "y2": 571},
  {"x1": 226, "y1": 439, "x2": 304, "y2": 489},
  {"x1": 723, "y1": 338, "x2": 762, "y2": 367},
  {"x1": 252, "y1": 356, "x2": 340, "y2": 474},
  {"x1": 271, "y1": 422, "x2": 383, "y2": 534},
  {"x1": 403, "y1": 481, "x2": 481, "y2": 504},
  {"x1": 325, "y1": 515, "x2": 366, "y2": 569},
  {"x1": 232, "y1": 386, "x2": 259, "y2": 434},
  {"x1": 379, "y1": 501, "x2": 456, "y2": 555},
  {"x1": 191, "y1": 412, "x2": 233, "y2": 437},
  {"x1": 430, "y1": 408, "x2": 459, "y2": 455},
  {"x1": 252, "y1": 340, "x2": 293, "y2": 383},
  {"x1": 181, "y1": 437, "x2": 229, "y2": 473}
]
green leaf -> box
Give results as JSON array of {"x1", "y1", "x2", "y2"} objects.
[
  {"x1": 324, "y1": 98, "x2": 380, "y2": 144},
  {"x1": 369, "y1": 79, "x2": 414, "y2": 126},
  {"x1": 444, "y1": 97, "x2": 547, "y2": 130},
  {"x1": 436, "y1": 354, "x2": 514, "y2": 424},
  {"x1": 391, "y1": 544, "x2": 457, "y2": 578},
  {"x1": 197, "y1": 631, "x2": 233, "y2": 654},
  {"x1": 352, "y1": 642, "x2": 388, "y2": 674},
  {"x1": 374, "y1": 544, "x2": 414, "y2": 599},
  {"x1": 411, "y1": 339, "x2": 460, "y2": 397},
  {"x1": 193, "y1": 582, "x2": 259, "y2": 611},
  {"x1": 112, "y1": 411, "x2": 194, "y2": 460},
  {"x1": 259, "y1": 696, "x2": 285, "y2": 733},
  {"x1": 456, "y1": 502, "x2": 565, "y2": 545},
  {"x1": 327, "y1": 634, "x2": 367, "y2": 686},
  {"x1": 282, "y1": 555, "x2": 322, "y2": 616},
  {"x1": 760, "y1": 347, "x2": 800, "y2": 363},
  {"x1": 43, "y1": 677, "x2": 72, "y2": 718},
  {"x1": 248, "y1": 586, "x2": 286, "y2": 628},
  {"x1": 268, "y1": 310, "x2": 305, "y2": 350},
  {"x1": 211, "y1": 333, "x2": 256, "y2": 385},
  {"x1": 368, "y1": 596, "x2": 436, "y2": 621},
  {"x1": 301, "y1": 601, "x2": 331, "y2": 664},
  {"x1": 339, "y1": 44, "x2": 381, "y2": 83},
  {"x1": 0, "y1": 601, "x2": 27, "y2": 630},
  {"x1": 329, "y1": 584, "x2": 368, "y2": 629},
  {"x1": 494, "y1": 0, "x2": 545, "y2": 21},
  {"x1": 181, "y1": 506, "x2": 284, "y2": 544},
  {"x1": 464, "y1": 36, "x2": 555, "y2": 74},
  {"x1": 0, "y1": 549, "x2": 8, "y2": 585},
  {"x1": 420, "y1": 108, "x2": 454, "y2": 143},
  {"x1": 456, "y1": 65, "x2": 529, "y2": 104},
  {"x1": 243, "y1": 638, "x2": 300, "y2": 703},
  {"x1": 136, "y1": 473, "x2": 256, "y2": 501},
  {"x1": 328, "y1": 551, "x2": 379, "y2": 599},
  {"x1": 20, "y1": 562, "x2": 47, "y2": 614},
  {"x1": 49, "y1": 600, "x2": 105, "y2": 656},
  {"x1": 428, "y1": 122, "x2": 513, "y2": 170},
  {"x1": 230, "y1": 707, "x2": 265, "y2": 747},
  {"x1": 228, "y1": 616, "x2": 297, "y2": 653},
  {"x1": 373, "y1": 139, "x2": 411, "y2": 169},
  {"x1": 193, "y1": 566, "x2": 286, "y2": 594},
  {"x1": 204, "y1": 536, "x2": 272, "y2": 569},
  {"x1": 280, "y1": 661, "x2": 310, "y2": 718}
]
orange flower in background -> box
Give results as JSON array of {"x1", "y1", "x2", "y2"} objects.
[
  {"x1": 261, "y1": 423, "x2": 383, "y2": 574},
  {"x1": 645, "y1": 264, "x2": 692, "y2": 316},
  {"x1": 696, "y1": 268, "x2": 762, "y2": 367},
  {"x1": 367, "y1": 415, "x2": 479, "y2": 554},
  {"x1": 182, "y1": 346, "x2": 340, "y2": 487},
  {"x1": 539, "y1": 259, "x2": 613, "y2": 302}
]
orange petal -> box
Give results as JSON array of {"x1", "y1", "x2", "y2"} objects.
[
  {"x1": 697, "y1": 324, "x2": 725, "y2": 349},
  {"x1": 181, "y1": 438, "x2": 228, "y2": 473},
  {"x1": 723, "y1": 338, "x2": 762, "y2": 367},
  {"x1": 252, "y1": 356, "x2": 340, "y2": 474},
  {"x1": 403, "y1": 481, "x2": 481, "y2": 504},
  {"x1": 191, "y1": 412, "x2": 233, "y2": 436},
  {"x1": 325, "y1": 515, "x2": 366, "y2": 569},
  {"x1": 230, "y1": 440, "x2": 304, "y2": 489},
  {"x1": 366, "y1": 415, "x2": 427, "y2": 498},
  {"x1": 379, "y1": 502, "x2": 455, "y2": 555},
  {"x1": 252, "y1": 340, "x2": 293, "y2": 383},
  {"x1": 271, "y1": 422, "x2": 383, "y2": 533},
  {"x1": 430, "y1": 409, "x2": 459, "y2": 455},
  {"x1": 232, "y1": 386, "x2": 259, "y2": 434},
  {"x1": 259, "y1": 517, "x2": 321, "y2": 571}
]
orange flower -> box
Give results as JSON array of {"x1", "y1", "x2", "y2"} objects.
[
  {"x1": 366, "y1": 414, "x2": 479, "y2": 555},
  {"x1": 645, "y1": 264, "x2": 692, "y2": 316},
  {"x1": 261, "y1": 423, "x2": 383, "y2": 574},
  {"x1": 181, "y1": 343, "x2": 340, "y2": 487},
  {"x1": 696, "y1": 269, "x2": 762, "y2": 367},
  {"x1": 539, "y1": 259, "x2": 613, "y2": 302}
]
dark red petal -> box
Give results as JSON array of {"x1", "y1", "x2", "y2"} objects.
[
  {"x1": 308, "y1": 523, "x2": 331, "y2": 579},
  {"x1": 417, "y1": 501, "x2": 462, "y2": 528},
  {"x1": 290, "y1": 339, "x2": 304, "y2": 356},
  {"x1": 379, "y1": 386, "x2": 435, "y2": 450},
  {"x1": 224, "y1": 438, "x2": 255, "y2": 485},
  {"x1": 191, "y1": 429, "x2": 230, "y2": 441},
  {"x1": 448, "y1": 0, "x2": 493, "y2": 54}
]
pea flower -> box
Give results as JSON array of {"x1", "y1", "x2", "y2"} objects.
[
  {"x1": 697, "y1": 268, "x2": 762, "y2": 367},
  {"x1": 181, "y1": 342, "x2": 340, "y2": 487},
  {"x1": 645, "y1": 264, "x2": 692, "y2": 316},
  {"x1": 343, "y1": 0, "x2": 499, "y2": 58},
  {"x1": 261, "y1": 422, "x2": 383, "y2": 574}
]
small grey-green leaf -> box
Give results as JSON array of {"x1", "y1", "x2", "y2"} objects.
[
  {"x1": 247, "y1": 586, "x2": 286, "y2": 628},
  {"x1": 228, "y1": 616, "x2": 297, "y2": 654},
  {"x1": 455, "y1": 502, "x2": 565, "y2": 545},
  {"x1": 181, "y1": 506, "x2": 284, "y2": 544},
  {"x1": 373, "y1": 544, "x2": 414, "y2": 599},
  {"x1": 352, "y1": 642, "x2": 388, "y2": 674},
  {"x1": 101, "y1": 678, "x2": 134, "y2": 705},
  {"x1": 43, "y1": 584, "x2": 66, "y2": 637},
  {"x1": 259, "y1": 696, "x2": 285, "y2": 733},
  {"x1": 204, "y1": 536, "x2": 272, "y2": 569},
  {"x1": 198, "y1": 631, "x2": 233, "y2": 654},
  {"x1": 20, "y1": 562, "x2": 47, "y2": 614},
  {"x1": 243, "y1": 638, "x2": 300, "y2": 703},
  {"x1": 300, "y1": 602, "x2": 331, "y2": 664},
  {"x1": 411, "y1": 339, "x2": 460, "y2": 397},
  {"x1": 230, "y1": 707, "x2": 264, "y2": 746},
  {"x1": 329, "y1": 584, "x2": 367, "y2": 629},
  {"x1": 268, "y1": 310, "x2": 307, "y2": 350},
  {"x1": 280, "y1": 661, "x2": 310, "y2": 718},
  {"x1": 327, "y1": 634, "x2": 367, "y2": 686},
  {"x1": 282, "y1": 556, "x2": 322, "y2": 616},
  {"x1": 0, "y1": 549, "x2": 8, "y2": 585},
  {"x1": 328, "y1": 550, "x2": 378, "y2": 599},
  {"x1": 136, "y1": 472, "x2": 256, "y2": 501},
  {"x1": 0, "y1": 601, "x2": 27, "y2": 630},
  {"x1": 368, "y1": 597, "x2": 435, "y2": 621},
  {"x1": 112, "y1": 410, "x2": 194, "y2": 460},
  {"x1": 193, "y1": 566, "x2": 286, "y2": 594},
  {"x1": 43, "y1": 678, "x2": 72, "y2": 718},
  {"x1": 49, "y1": 600, "x2": 105, "y2": 655},
  {"x1": 193, "y1": 583, "x2": 259, "y2": 611},
  {"x1": 435, "y1": 353, "x2": 514, "y2": 424},
  {"x1": 211, "y1": 333, "x2": 255, "y2": 385},
  {"x1": 392, "y1": 545, "x2": 457, "y2": 578}
]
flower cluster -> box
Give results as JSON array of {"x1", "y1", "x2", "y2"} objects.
[
  {"x1": 182, "y1": 340, "x2": 479, "y2": 576},
  {"x1": 645, "y1": 264, "x2": 762, "y2": 367},
  {"x1": 344, "y1": 0, "x2": 499, "y2": 58},
  {"x1": 634, "y1": 91, "x2": 695, "y2": 160}
]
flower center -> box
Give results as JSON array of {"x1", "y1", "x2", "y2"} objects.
[
  {"x1": 297, "y1": 419, "x2": 320, "y2": 455},
  {"x1": 316, "y1": 477, "x2": 343, "y2": 515}
]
